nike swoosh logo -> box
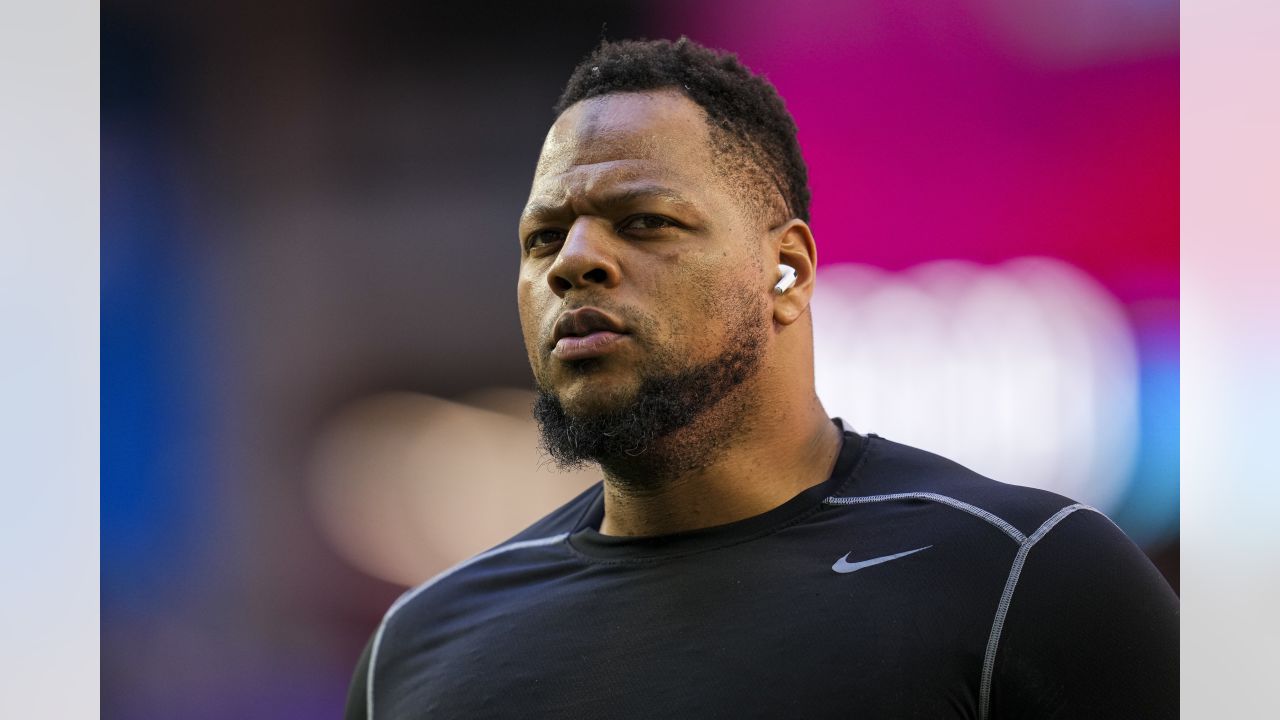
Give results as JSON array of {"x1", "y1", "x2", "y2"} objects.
[{"x1": 832, "y1": 545, "x2": 933, "y2": 574}]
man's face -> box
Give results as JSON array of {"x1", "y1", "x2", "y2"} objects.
[{"x1": 517, "y1": 90, "x2": 773, "y2": 436}]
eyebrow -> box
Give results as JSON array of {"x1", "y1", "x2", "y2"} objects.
[{"x1": 520, "y1": 184, "x2": 697, "y2": 224}]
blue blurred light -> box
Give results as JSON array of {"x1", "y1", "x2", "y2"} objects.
[
  {"x1": 102, "y1": 19, "x2": 208, "y2": 605},
  {"x1": 1109, "y1": 326, "x2": 1180, "y2": 546}
]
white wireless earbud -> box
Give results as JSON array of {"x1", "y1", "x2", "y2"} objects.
[{"x1": 774, "y1": 264, "x2": 797, "y2": 294}]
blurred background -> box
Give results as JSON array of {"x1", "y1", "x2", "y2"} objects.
[{"x1": 102, "y1": 0, "x2": 1178, "y2": 717}]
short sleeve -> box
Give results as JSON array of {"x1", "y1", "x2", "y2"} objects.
[{"x1": 988, "y1": 508, "x2": 1179, "y2": 719}]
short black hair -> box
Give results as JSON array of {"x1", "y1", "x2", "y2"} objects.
[{"x1": 554, "y1": 37, "x2": 811, "y2": 224}]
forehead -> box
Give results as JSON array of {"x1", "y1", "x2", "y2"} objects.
[{"x1": 528, "y1": 90, "x2": 717, "y2": 205}]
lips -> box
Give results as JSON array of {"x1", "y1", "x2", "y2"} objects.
[{"x1": 550, "y1": 307, "x2": 630, "y2": 360}]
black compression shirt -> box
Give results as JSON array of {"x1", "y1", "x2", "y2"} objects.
[{"x1": 346, "y1": 426, "x2": 1178, "y2": 719}]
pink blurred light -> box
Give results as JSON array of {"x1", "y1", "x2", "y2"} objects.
[{"x1": 660, "y1": 0, "x2": 1178, "y2": 301}]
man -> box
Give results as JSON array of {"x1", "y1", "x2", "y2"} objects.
[{"x1": 346, "y1": 37, "x2": 1178, "y2": 719}]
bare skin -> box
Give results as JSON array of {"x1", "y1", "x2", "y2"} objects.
[{"x1": 517, "y1": 89, "x2": 842, "y2": 537}]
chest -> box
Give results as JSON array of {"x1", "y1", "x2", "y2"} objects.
[{"x1": 375, "y1": 540, "x2": 1014, "y2": 719}]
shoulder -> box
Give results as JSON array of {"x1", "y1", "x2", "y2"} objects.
[
  {"x1": 838, "y1": 436, "x2": 1177, "y2": 716},
  {"x1": 839, "y1": 435, "x2": 1171, "y2": 594},
  {"x1": 837, "y1": 434, "x2": 1090, "y2": 541},
  {"x1": 359, "y1": 482, "x2": 601, "y2": 716}
]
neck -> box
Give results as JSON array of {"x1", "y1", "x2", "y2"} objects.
[{"x1": 596, "y1": 391, "x2": 842, "y2": 537}]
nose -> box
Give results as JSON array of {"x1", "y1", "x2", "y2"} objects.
[{"x1": 547, "y1": 216, "x2": 621, "y2": 296}]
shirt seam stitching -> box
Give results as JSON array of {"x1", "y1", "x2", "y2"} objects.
[
  {"x1": 977, "y1": 503, "x2": 1099, "y2": 720},
  {"x1": 366, "y1": 532, "x2": 569, "y2": 720},
  {"x1": 822, "y1": 490, "x2": 1028, "y2": 544}
]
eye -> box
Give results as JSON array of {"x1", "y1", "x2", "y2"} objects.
[
  {"x1": 619, "y1": 215, "x2": 677, "y2": 233},
  {"x1": 525, "y1": 228, "x2": 566, "y2": 252}
]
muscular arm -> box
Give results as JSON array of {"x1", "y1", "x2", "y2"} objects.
[{"x1": 988, "y1": 509, "x2": 1179, "y2": 718}]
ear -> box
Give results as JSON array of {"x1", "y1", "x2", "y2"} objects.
[{"x1": 771, "y1": 219, "x2": 818, "y2": 326}]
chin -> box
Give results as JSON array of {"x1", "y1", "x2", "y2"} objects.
[{"x1": 550, "y1": 373, "x2": 639, "y2": 418}]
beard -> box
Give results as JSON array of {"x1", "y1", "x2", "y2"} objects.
[{"x1": 532, "y1": 293, "x2": 768, "y2": 485}]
